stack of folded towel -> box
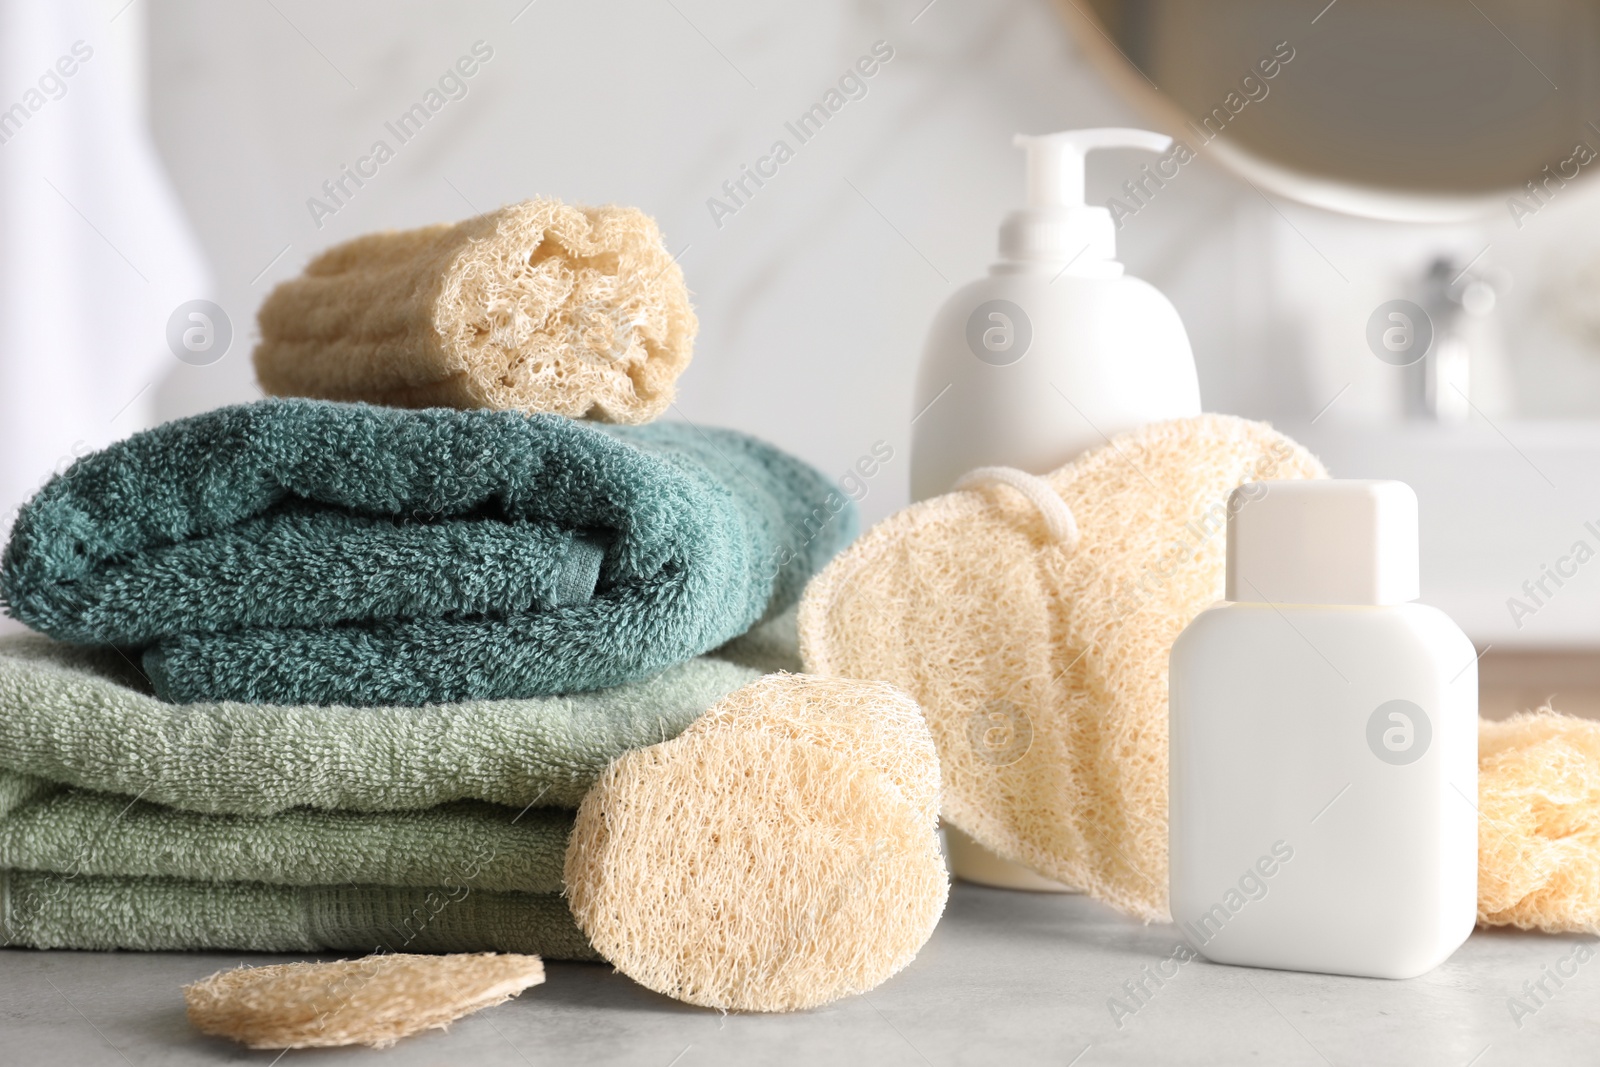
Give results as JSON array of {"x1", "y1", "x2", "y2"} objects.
[
  {"x1": 0, "y1": 634, "x2": 775, "y2": 954},
  {"x1": 0, "y1": 200, "x2": 856, "y2": 959}
]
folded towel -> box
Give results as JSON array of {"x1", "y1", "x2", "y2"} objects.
[
  {"x1": 0, "y1": 778, "x2": 571, "y2": 892},
  {"x1": 254, "y1": 198, "x2": 697, "y2": 425},
  {"x1": 1, "y1": 872, "x2": 596, "y2": 958},
  {"x1": 0, "y1": 636, "x2": 759, "y2": 812},
  {"x1": 0, "y1": 632, "x2": 770, "y2": 956},
  {"x1": 0, "y1": 772, "x2": 591, "y2": 955},
  {"x1": 1, "y1": 399, "x2": 851, "y2": 706}
]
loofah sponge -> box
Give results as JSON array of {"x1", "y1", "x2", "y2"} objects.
[
  {"x1": 184, "y1": 953, "x2": 544, "y2": 1049},
  {"x1": 1478, "y1": 709, "x2": 1600, "y2": 932},
  {"x1": 254, "y1": 198, "x2": 696, "y2": 423},
  {"x1": 682, "y1": 673, "x2": 942, "y2": 826},
  {"x1": 799, "y1": 415, "x2": 1326, "y2": 921},
  {"x1": 564, "y1": 674, "x2": 947, "y2": 1012}
]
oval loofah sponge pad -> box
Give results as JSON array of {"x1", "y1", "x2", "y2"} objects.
[
  {"x1": 799, "y1": 415, "x2": 1326, "y2": 921},
  {"x1": 682, "y1": 672, "x2": 942, "y2": 827},
  {"x1": 254, "y1": 198, "x2": 696, "y2": 424},
  {"x1": 565, "y1": 675, "x2": 947, "y2": 1012},
  {"x1": 1478, "y1": 709, "x2": 1600, "y2": 932},
  {"x1": 184, "y1": 952, "x2": 544, "y2": 1049}
]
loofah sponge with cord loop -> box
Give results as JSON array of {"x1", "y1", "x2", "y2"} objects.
[
  {"x1": 1478, "y1": 708, "x2": 1600, "y2": 932},
  {"x1": 799, "y1": 415, "x2": 1327, "y2": 922},
  {"x1": 253, "y1": 198, "x2": 696, "y2": 424},
  {"x1": 185, "y1": 953, "x2": 545, "y2": 1049},
  {"x1": 564, "y1": 673, "x2": 948, "y2": 1012}
]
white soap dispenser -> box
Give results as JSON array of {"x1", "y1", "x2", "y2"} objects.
[
  {"x1": 914, "y1": 129, "x2": 1202, "y2": 891},
  {"x1": 910, "y1": 128, "x2": 1201, "y2": 501},
  {"x1": 1169, "y1": 480, "x2": 1478, "y2": 978}
]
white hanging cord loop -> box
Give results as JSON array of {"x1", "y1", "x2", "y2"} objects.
[{"x1": 954, "y1": 466, "x2": 1081, "y2": 553}]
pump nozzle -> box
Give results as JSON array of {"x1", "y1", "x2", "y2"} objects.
[
  {"x1": 998, "y1": 128, "x2": 1173, "y2": 272},
  {"x1": 1014, "y1": 128, "x2": 1172, "y2": 209}
]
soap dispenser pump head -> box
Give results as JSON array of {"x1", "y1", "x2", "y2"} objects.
[
  {"x1": 1015, "y1": 128, "x2": 1173, "y2": 209},
  {"x1": 999, "y1": 127, "x2": 1173, "y2": 272}
]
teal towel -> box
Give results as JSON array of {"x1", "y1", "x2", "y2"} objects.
[{"x1": 0, "y1": 399, "x2": 854, "y2": 705}]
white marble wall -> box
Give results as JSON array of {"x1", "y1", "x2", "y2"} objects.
[
  {"x1": 139, "y1": 0, "x2": 1600, "y2": 529},
  {"x1": 142, "y1": 0, "x2": 1221, "y2": 527}
]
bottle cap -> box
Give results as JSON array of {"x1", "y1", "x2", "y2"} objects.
[
  {"x1": 999, "y1": 128, "x2": 1171, "y2": 273},
  {"x1": 1225, "y1": 480, "x2": 1420, "y2": 606}
]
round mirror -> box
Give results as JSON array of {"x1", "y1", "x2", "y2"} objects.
[{"x1": 1059, "y1": 0, "x2": 1600, "y2": 221}]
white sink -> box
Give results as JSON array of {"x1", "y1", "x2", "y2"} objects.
[{"x1": 1286, "y1": 421, "x2": 1600, "y2": 649}]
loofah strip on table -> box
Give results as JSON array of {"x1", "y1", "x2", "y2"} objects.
[
  {"x1": 185, "y1": 953, "x2": 544, "y2": 1049},
  {"x1": 564, "y1": 673, "x2": 948, "y2": 1012},
  {"x1": 254, "y1": 198, "x2": 696, "y2": 424},
  {"x1": 799, "y1": 415, "x2": 1327, "y2": 921},
  {"x1": 1478, "y1": 709, "x2": 1600, "y2": 933}
]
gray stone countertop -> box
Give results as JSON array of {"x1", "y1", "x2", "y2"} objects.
[{"x1": 3, "y1": 883, "x2": 1593, "y2": 1066}]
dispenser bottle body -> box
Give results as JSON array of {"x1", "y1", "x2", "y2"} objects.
[
  {"x1": 909, "y1": 271, "x2": 1199, "y2": 501},
  {"x1": 1168, "y1": 601, "x2": 1478, "y2": 979},
  {"x1": 911, "y1": 127, "x2": 1202, "y2": 892}
]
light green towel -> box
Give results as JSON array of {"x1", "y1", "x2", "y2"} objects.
[
  {"x1": 0, "y1": 625, "x2": 800, "y2": 955},
  {"x1": 0, "y1": 635, "x2": 760, "y2": 814}
]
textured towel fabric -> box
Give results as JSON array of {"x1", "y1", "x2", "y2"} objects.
[
  {"x1": 0, "y1": 625, "x2": 798, "y2": 957},
  {"x1": 254, "y1": 198, "x2": 696, "y2": 425},
  {"x1": 0, "y1": 872, "x2": 597, "y2": 958},
  {"x1": 0, "y1": 779, "x2": 584, "y2": 950},
  {"x1": 0, "y1": 632, "x2": 768, "y2": 956},
  {"x1": 708, "y1": 606, "x2": 804, "y2": 675},
  {"x1": 0, "y1": 778, "x2": 571, "y2": 893},
  {"x1": 0, "y1": 399, "x2": 853, "y2": 705},
  {"x1": 0, "y1": 636, "x2": 759, "y2": 814}
]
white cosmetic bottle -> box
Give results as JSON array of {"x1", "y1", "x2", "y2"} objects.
[
  {"x1": 1169, "y1": 480, "x2": 1478, "y2": 978},
  {"x1": 910, "y1": 128, "x2": 1201, "y2": 502},
  {"x1": 912, "y1": 128, "x2": 1202, "y2": 889}
]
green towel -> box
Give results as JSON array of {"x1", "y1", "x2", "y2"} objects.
[
  {"x1": 0, "y1": 632, "x2": 781, "y2": 956},
  {"x1": 0, "y1": 398, "x2": 854, "y2": 705},
  {"x1": 1, "y1": 872, "x2": 597, "y2": 958},
  {"x1": 0, "y1": 636, "x2": 759, "y2": 813},
  {"x1": 0, "y1": 775, "x2": 594, "y2": 957},
  {"x1": 0, "y1": 781, "x2": 571, "y2": 892},
  {"x1": 0, "y1": 777, "x2": 593, "y2": 956}
]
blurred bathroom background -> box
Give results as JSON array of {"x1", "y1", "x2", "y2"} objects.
[{"x1": 3, "y1": 0, "x2": 1599, "y2": 708}]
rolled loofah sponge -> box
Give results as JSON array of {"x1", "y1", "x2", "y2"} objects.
[
  {"x1": 1478, "y1": 709, "x2": 1600, "y2": 933},
  {"x1": 184, "y1": 953, "x2": 544, "y2": 1049},
  {"x1": 254, "y1": 198, "x2": 696, "y2": 423},
  {"x1": 799, "y1": 415, "x2": 1326, "y2": 921},
  {"x1": 564, "y1": 674, "x2": 947, "y2": 1012}
]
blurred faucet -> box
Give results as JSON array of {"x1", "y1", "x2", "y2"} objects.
[{"x1": 1404, "y1": 255, "x2": 1501, "y2": 422}]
